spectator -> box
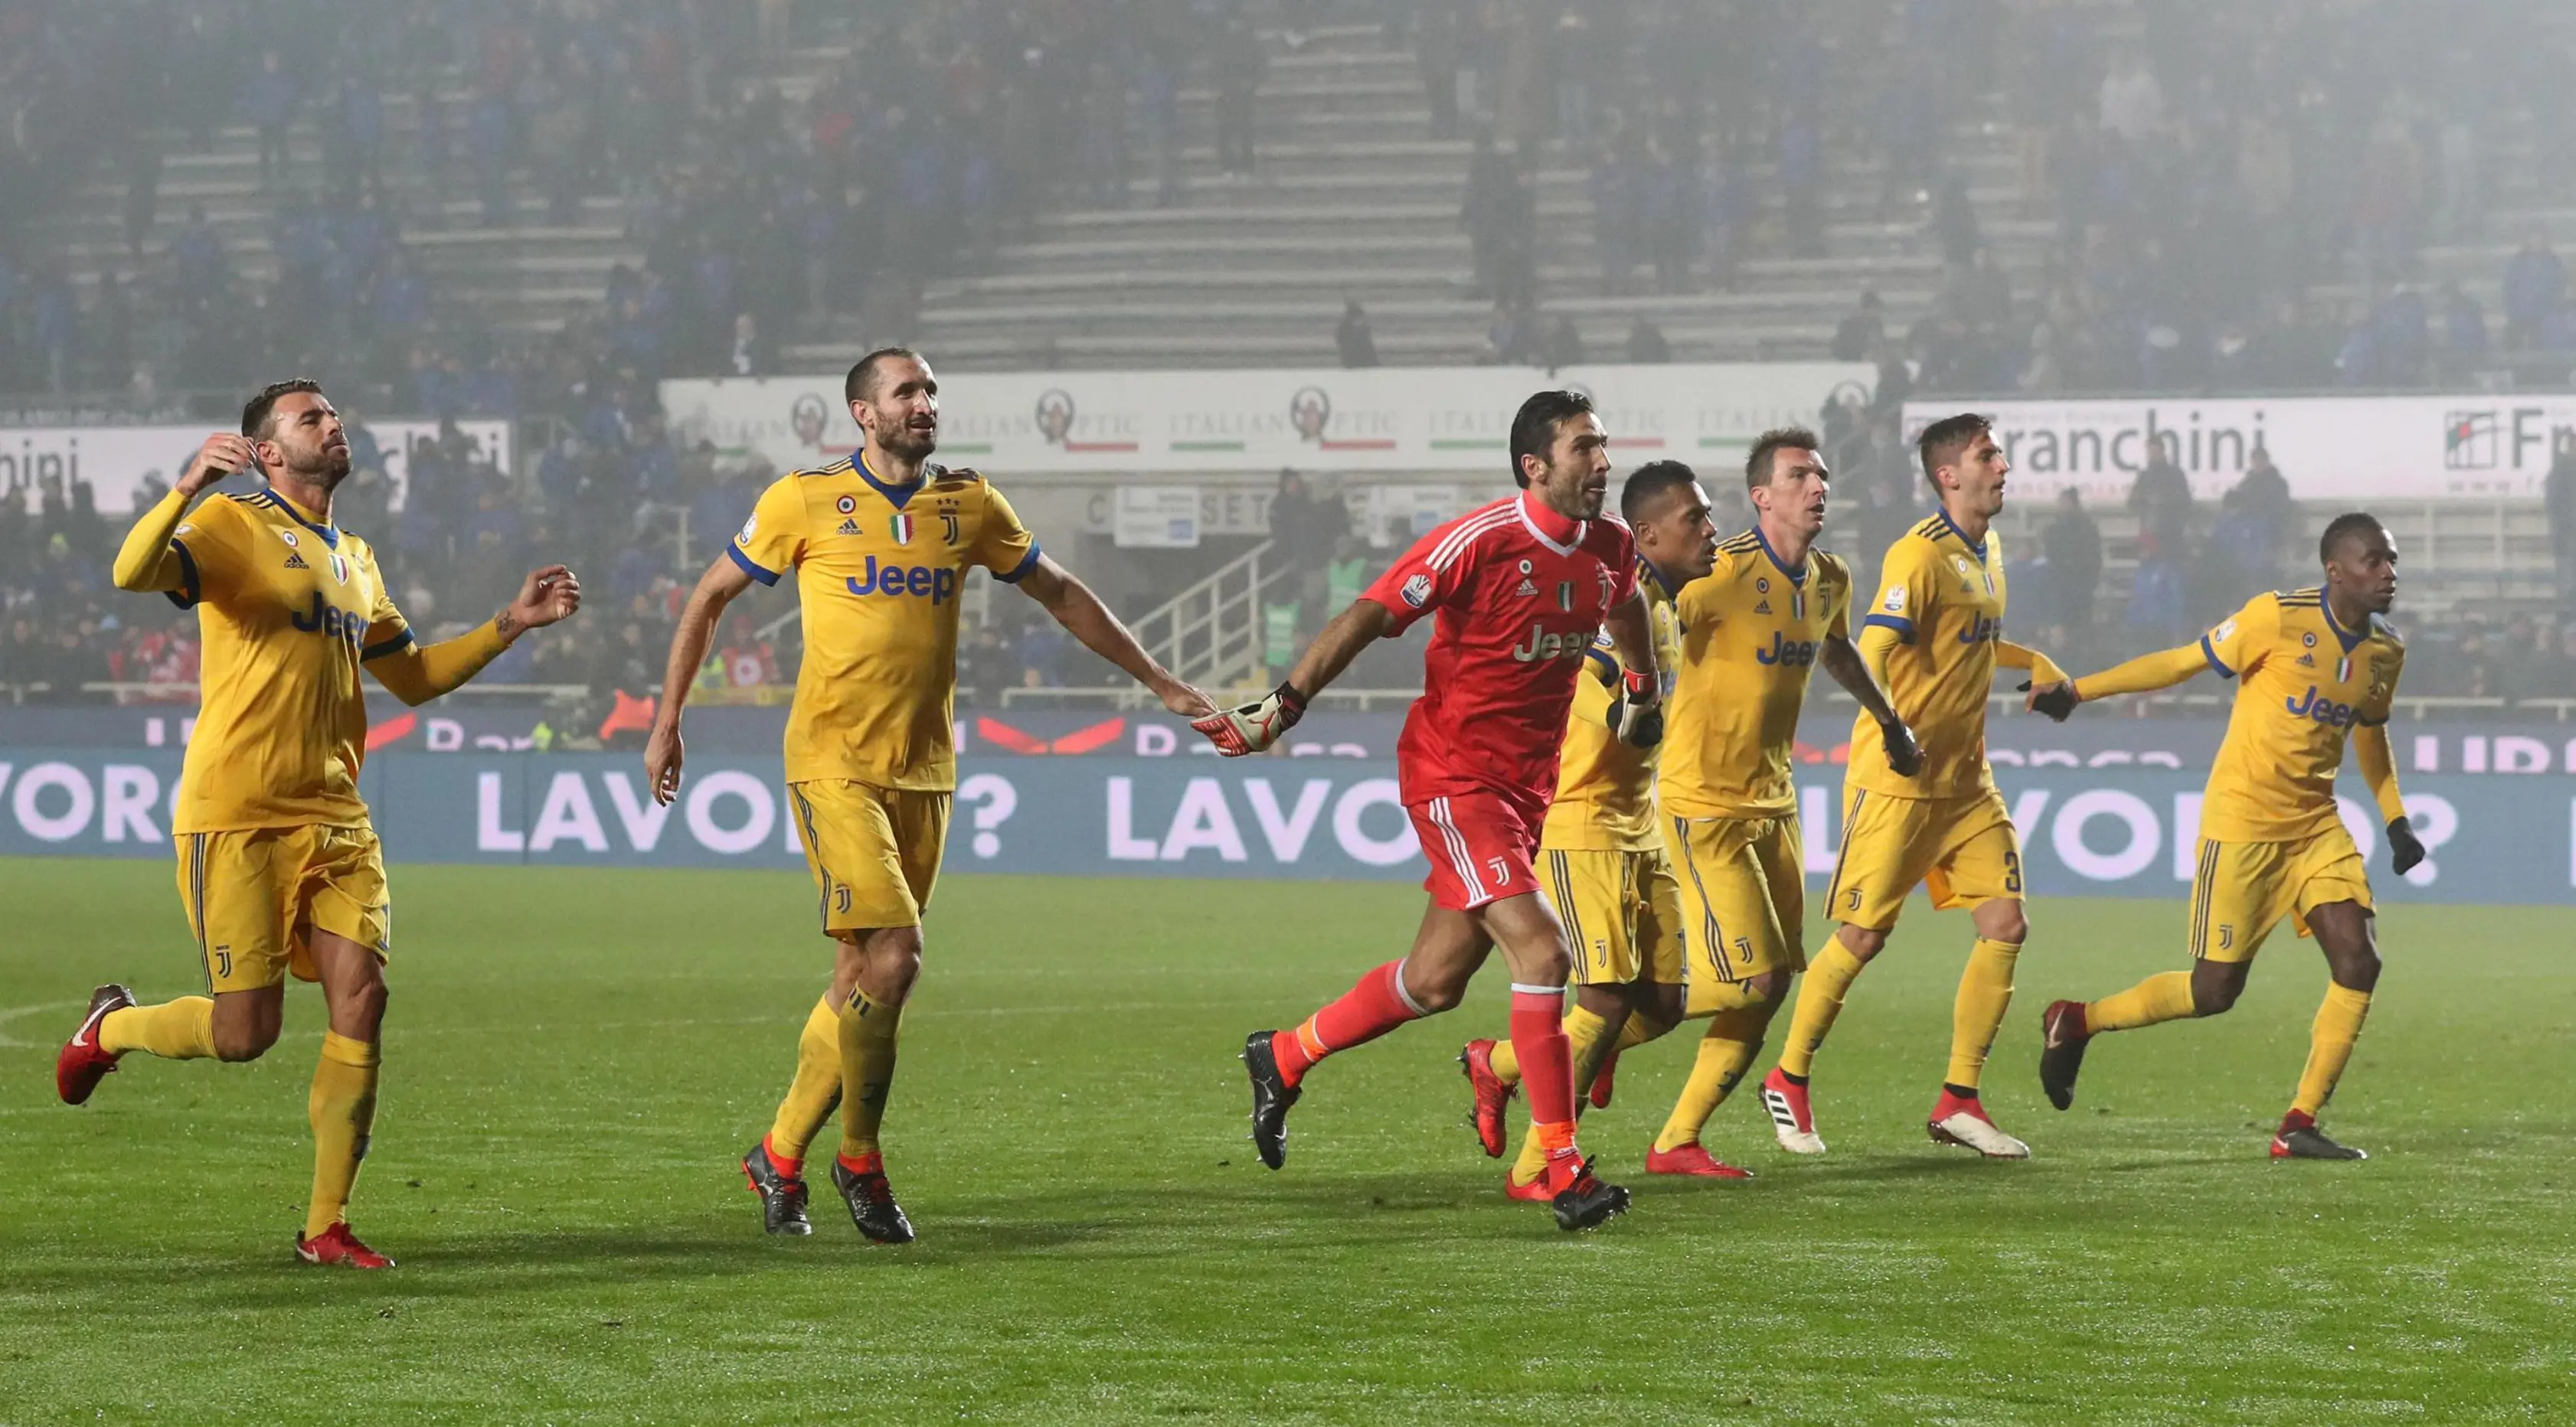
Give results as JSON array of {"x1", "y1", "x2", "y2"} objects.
[
  {"x1": 1541, "y1": 313, "x2": 1584, "y2": 371},
  {"x1": 242, "y1": 51, "x2": 297, "y2": 189},
  {"x1": 2128, "y1": 434, "x2": 2193, "y2": 539},
  {"x1": 1335, "y1": 299, "x2": 1378, "y2": 367},
  {"x1": 2547, "y1": 431, "x2": 2576, "y2": 609},
  {"x1": 2097, "y1": 47, "x2": 2163, "y2": 143},
  {"x1": 2042, "y1": 488, "x2": 2102, "y2": 649},
  {"x1": 2502, "y1": 230, "x2": 2566, "y2": 350},
  {"x1": 1626, "y1": 315, "x2": 1670, "y2": 364},
  {"x1": 1832, "y1": 292, "x2": 1885, "y2": 361}
]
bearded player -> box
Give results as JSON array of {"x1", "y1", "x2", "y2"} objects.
[
  {"x1": 58, "y1": 379, "x2": 581, "y2": 1268},
  {"x1": 1197, "y1": 389, "x2": 1662, "y2": 1231},
  {"x1": 1450, "y1": 459, "x2": 1702, "y2": 1200},
  {"x1": 1757, "y1": 412, "x2": 2065, "y2": 1160},
  {"x1": 648, "y1": 348, "x2": 1211, "y2": 1242},
  {"x1": 2027, "y1": 514, "x2": 2414, "y2": 1160}
]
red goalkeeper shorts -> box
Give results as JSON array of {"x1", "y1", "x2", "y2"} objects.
[{"x1": 1408, "y1": 790, "x2": 1543, "y2": 912}]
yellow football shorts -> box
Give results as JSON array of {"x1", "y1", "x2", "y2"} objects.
[
  {"x1": 2187, "y1": 828, "x2": 2374, "y2": 964},
  {"x1": 1824, "y1": 785, "x2": 2022, "y2": 931},
  {"x1": 175, "y1": 823, "x2": 390, "y2": 994},
  {"x1": 1539, "y1": 846, "x2": 1685, "y2": 987},
  {"x1": 1667, "y1": 812, "x2": 1808, "y2": 997},
  {"x1": 786, "y1": 780, "x2": 951, "y2": 933}
]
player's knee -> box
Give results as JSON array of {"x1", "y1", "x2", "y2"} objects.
[
  {"x1": 1638, "y1": 980, "x2": 1687, "y2": 1024},
  {"x1": 1979, "y1": 905, "x2": 2028, "y2": 946},
  {"x1": 213, "y1": 1020, "x2": 279, "y2": 1063},
  {"x1": 1834, "y1": 925, "x2": 1887, "y2": 962},
  {"x1": 1744, "y1": 970, "x2": 1791, "y2": 1007},
  {"x1": 2328, "y1": 944, "x2": 2381, "y2": 994},
  {"x1": 2190, "y1": 966, "x2": 2245, "y2": 1017},
  {"x1": 339, "y1": 977, "x2": 388, "y2": 1034}
]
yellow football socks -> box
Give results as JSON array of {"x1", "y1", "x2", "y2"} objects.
[
  {"x1": 835, "y1": 988, "x2": 904, "y2": 1161},
  {"x1": 305, "y1": 1032, "x2": 379, "y2": 1240},
  {"x1": 1945, "y1": 938, "x2": 2021, "y2": 1090},
  {"x1": 1778, "y1": 939, "x2": 1866, "y2": 1078},
  {"x1": 766, "y1": 994, "x2": 843, "y2": 1169},
  {"x1": 2292, "y1": 983, "x2": 2372, "y2": 1117},
  {"x1": 97, "y1": 997, "x2": 216, "y2": 1060},
  {"x1": 1613, "y1": 1011, "x2": 1673, "y2": 1056},
  {"x1": 2086, "y1": 971, "x2": 2197, "y2": 1034},
  {"x1": 1652, "y1": 1006, "x2": 1770, "y2": 1154}
]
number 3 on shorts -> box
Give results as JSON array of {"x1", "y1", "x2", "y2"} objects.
[{"x1": 2003, "y1": 849, "x2": 2023, "y2": 895}]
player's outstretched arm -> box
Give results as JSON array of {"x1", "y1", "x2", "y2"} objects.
[
  {"x1": 368, "y1": 565, "x2": 582, "y2": 707},
  {"x1": 646, "y1": 555, "x2": 754, "y2": 805},
  {"x1": 2023, "y1": 642, "x2": 2208, "y2": 722},
  {"x1": 111, "y1": 434, "x2": 248, "y2": 594},
  {"x1": 1194, "y1": 597, "x2": 1391, "y2": 756},
  {"x1": 1820, "y1": 632, "x2": 1921, "y2": 776},
  {"x1": 1012, "y1": 554, "x2": 1213, "y2": 717}
]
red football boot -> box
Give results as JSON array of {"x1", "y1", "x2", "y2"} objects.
[
  {"x1": 1758, "y1": 1067, "x2": 1826, "y2": 1155},
  {"x1": 296, "y1": 1223, "x2": 396, "y2": 1269},
  {"x1": 1587, "y1": 1047, "x2": 1620, "y2": 1110},
  {"x1": 57, "y1": 985, "x2": 135, "y2": 1106},
  {"x1": 1457, "y1": 1039, "x2": 1516, "y2": 1158},
  {"x1": 1643, "y1": 1141, "x2": 1753, "y2": 1179},
  {"x1": 1927, "y1": 1088, "x2": 2032, "y2": 1159}
]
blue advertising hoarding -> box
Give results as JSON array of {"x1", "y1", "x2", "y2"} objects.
[{"x1": 0, "y1": 749, "x2": 2556, "y2": 905}]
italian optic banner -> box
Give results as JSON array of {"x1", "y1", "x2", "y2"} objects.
[
  {"x1": 1901, "y1": 395, "x2": 2576, "y2": 504},
  {"x1": 660, "y1": 364, "x2": 1874, "y2": 476},
  {"x1": 0, "y1": 751, "x2": 2558, "y2": 906},
  {"x1": 0, "y1": 419, "x2": 512, "y2": 514}
]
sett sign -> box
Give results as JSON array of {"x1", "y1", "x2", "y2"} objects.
[
  {"x1": 1, "y1": 752, "x2": 2563, "y2": 906},
  {"x1": 1904, "y1": 396, "x2": 2576, "y2": 502},
  {"x1": 662, "y1": 364, "x2": 1874, "y2": 477}
]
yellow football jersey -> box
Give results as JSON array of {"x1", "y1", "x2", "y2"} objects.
[
  {"x1": 2190, "y1": 588, "x2": 2404, "y2": 842},
  {"x1": 731, "y1": 454, "x2": 1038, "y2": 791},
  {"x1": 1659, "y1": 529, "x2": 1852, "y2": 820},
  {"x1": 166, "y1": 488, "x2": 410, "y2": 832},
  {"x1": 1849, "y1": 512, "x2": 2009, "y2": 798},
  {"x1": 1542, "y1": 560, "x2": 1685, "y2": 852}
]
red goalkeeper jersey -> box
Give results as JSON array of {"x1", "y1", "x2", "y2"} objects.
[{"x1": 1361, "y1": 492, "x2": 1637, "y2": 818}]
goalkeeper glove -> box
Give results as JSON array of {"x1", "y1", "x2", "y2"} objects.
[
  {"x1": 1192, "y1": 681, "x2": 1308, "y2": 756},
  {"x1": 2387, "y1": 815, "x2": 2424, "y2": 875},
  {"x1": 1607, "y1": 668, "x2": 1664, "y2": 749},
  {"x1": 2019, "y1": 679, "x2": 2079, "y2": 723}
]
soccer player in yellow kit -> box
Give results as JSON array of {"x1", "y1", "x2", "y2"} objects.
[
  {"x1": 1461, "y1": 439, "x2": 1917, "y2": 1183},
  {"x1": 54, "y1": 379, "x2": 582, "y2": 1269},
  {"x1": 2028, "y1": 514, "x2": 2415, "y2": 1160},
  {"x1": 646, "y1": 348, "x2": 1211, "y2": 1242},
  {"x1": 1757, "y1": 412, "x2": 2066, "y2": 1160}
]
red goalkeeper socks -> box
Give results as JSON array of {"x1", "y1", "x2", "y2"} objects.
[
  {"x1": 1273, "y1": 960, "x2": 1426, "y2": 1086},
  {"x1": 1511, "y1": 985, "x2": 1577, "y2": 1142}
]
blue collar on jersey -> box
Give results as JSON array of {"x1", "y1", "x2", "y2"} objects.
[
  {"x1": 852, "y1": 449, "x2": 926, "y2": 509},
  {"x1": 1637, "y1": 554, "x2": 1682, "y2": 602},
  {"x1": 1748, "y1": 524, "x2": 1808, "y2": 585},
  {"x1": 1932, "y1": 506, "x2": 1986, "y2": 557},
  {"x1": 2319, "y1": 594, "x2": 2368, "y2": 653},
  {"x1": 253, "y1": 487, "x2": 340, "y2": 547}
]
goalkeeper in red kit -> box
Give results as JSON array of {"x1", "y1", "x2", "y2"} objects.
[{"x1": 1194, "y1": 390, "x2": 1664, "y2": 1230}]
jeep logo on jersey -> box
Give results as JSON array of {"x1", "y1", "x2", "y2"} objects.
[
  {"x1": 2286, "y1": 684, "x2": 2358, "y2": 727},
  {"x1": 1510, "y1": 624, "x2": 1591, "y2": 663},
  {"x1": 1754, "y1": 631, "x2": 1819, "y2": 666},
  {"x1": 846, "y1": 556, "x2": 958, "y2": 604},
  {"x1": 289, "y1": 592, "x2": 364, "y2": 651}
]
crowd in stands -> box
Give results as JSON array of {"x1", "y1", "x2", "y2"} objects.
[{"x1": 1420, "y1": 0, "x2": 2576, "y2": 390}]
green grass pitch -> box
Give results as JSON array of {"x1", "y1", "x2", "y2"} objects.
[{"x1": 3, "y1": 858, "x2": 2574, "y2": 1424}]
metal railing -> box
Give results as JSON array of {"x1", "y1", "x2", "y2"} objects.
[{"x1": 1122, "y1": 540, "x2": 1297, "y2": 690}]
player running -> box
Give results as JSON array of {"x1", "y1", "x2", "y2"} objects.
[
  {"x1": 648, "y1": 348, "x2": 1211, "y2": 1242},
  {"x1": 2026, "y1": 514, "x2": 2415, "y2": 1161},
  {"x1": 1756, "y1": 412, "x2": 2064, "y2": 1160},
  {"x1": 1198, "y1": 390, "x2": 1663, "y2": 1231},
  {"x1": 1460, "y1": 440, "x2": 1921, "y2": 1184},
  {"x1": 58, "y1": 379, "x2": 582, "y2": 1269},
  {"x1": 1451, "y1": 459, "x2": 1702, "y2": 1196}
]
